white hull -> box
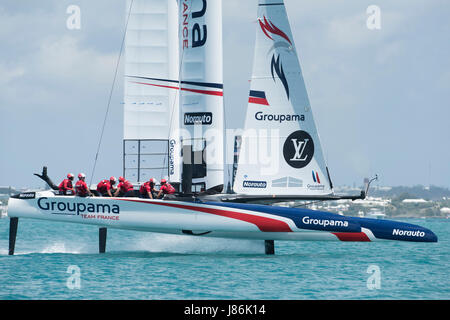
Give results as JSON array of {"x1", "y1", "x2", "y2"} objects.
[
  {"x1": 7, "y1": 191, "x2": 437, "y2": 244},
  {"x1": 7, "y1": 191, "x2": 369, "y2": 242}
]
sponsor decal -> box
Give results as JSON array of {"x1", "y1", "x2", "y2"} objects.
[
  {"x1": 169, "y1": 139, "x2": 176, "y2": 175},
  {"x1": 259, "y1": 16, "x2": 292, "y2": 45},
  {"x1": 257, "y1": 16, "x2": 293, "y2": 100},
  {"x1": 182, "y1": 0, "x2": 207, "y2": 49},
  {"x1": 37, "y1": 197, "x2": 120, "y2": 216},
  {"x1": 302, "y1": 216, "x2": 349, "y2": 228},
  {"x1": 308, "y1": 170, "x2": 324, "y2": 190},
  {"x1": 80, "y1": 214, "x2": 119, "y2": 221},
  {"x1": 392, "y1": 229, "x2": 425, "y2": 238},
  {"x1": 307, "y1": 184, "x2": 325, "y2": 191},
  {"x1": 283, "y1": 130, "x2": 314, "y2": 169},
  {"x1": 181, "y1": 0, "x2": 189, "y2": 49},
  {"x1": 255, "y1": 111, "x2": 304, "y2": 123},
  {"x1": 18, "y1": 192, "x2": 36, "y2": 199},
  {"x1": 248, "y1": 90, "x2": 269, "y2": 106},
  {"x1": 312, "y1": 170, "x2": 321, "y2": 184},
  {"x1": 184, "y1": 112, "x2": 213, "y2": 125},
  {"x1": 243, "y1": 180, "x2": 267, "y2": 188},
  {"x1": 271, "y1": 54, "x2": 290, "y2": 99}
]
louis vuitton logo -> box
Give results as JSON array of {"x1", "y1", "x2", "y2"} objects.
[
  {"x1": 283, "y1": 130, "x2": 314, "y2": 169},
  {"x1": 289, "y1": 138, "x2": 309, "y2": 162}
]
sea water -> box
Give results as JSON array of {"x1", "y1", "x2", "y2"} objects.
[{"x1": 0, "y1": 217, "x2": 448, "y2": 300}]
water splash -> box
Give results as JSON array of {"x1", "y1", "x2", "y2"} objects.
[{"x1": 121, "y1": 233, "x2": 265, "y2": 255}]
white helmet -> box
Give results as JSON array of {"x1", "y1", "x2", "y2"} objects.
[{"x1": 78, "y1": 173, "x2": 86, "y2": 179}]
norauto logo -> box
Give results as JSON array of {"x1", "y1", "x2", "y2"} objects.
[
  {"x1": 37, "y1": 197, "x2": 120, "y2": 215},
  {"x1": 243, "y1": 180, "x2": 267, "y2": 188},
  {"x1": 184, "y1": 112, "x2": 213, "y2": 125},
  {"x1": 392, "y1": 229, "x2": 425, "y2": 237}
]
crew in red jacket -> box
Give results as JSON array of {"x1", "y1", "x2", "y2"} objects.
[
  {"x1": 97, "y1": 177, "x2": 116, "y2": 197},
  {"x1": 139, "y1": 178, "x2": 156, "y2": 199},
  {"x1": 59, "y1": 173, "x2": 75, "y2": 195},
  {"x1": 114, "y1": 176, "x2": 135, "y2": 197},
  {"x1": 75, "y1": 173, "x2": 93, "y2": 197},
  {"x1": 157, "y1": 179, "x2": 175, "y2": 199}
]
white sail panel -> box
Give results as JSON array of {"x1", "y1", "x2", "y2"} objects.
[
  {"x1": 179, "y1": 0, "x2": 224, "y2": 192},
  {"x1": 123, "y1": 0, "x2": 181, "y2": 183},
  {"x1": 233, "y1": 0, "x2": 333, "y2": 196}
]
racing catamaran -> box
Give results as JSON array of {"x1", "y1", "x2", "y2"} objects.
[{"x1": 6, "y1": 0, "x2": 437, "y2": 256}]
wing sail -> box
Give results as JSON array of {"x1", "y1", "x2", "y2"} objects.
[{"x1": 233, "y1": 0, "x2": 333, "y2": 196}]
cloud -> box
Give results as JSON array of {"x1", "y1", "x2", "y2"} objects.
[
  {"x1": 35, "y1": 35, "x2": 117, "y2": 85},
  {"x1": 0, "y1": 64, "x2": 25, "y2": 86}
]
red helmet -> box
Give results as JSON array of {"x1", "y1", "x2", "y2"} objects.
[
  {"x1": 78, "y1": 173, "x2": 86, "y2": 179},
  {"x1": 67, "y1": 173, "x2": 74, "y2": 179},
  {"x1": 160, "y1": 179, "x2": 166, "y2": 184},
  {"x1": 119, "y1": 176, "x2": 125, "y2": 182},
  {"x1": 110, "y1": 176, "x2": 117, "y2": 183}
]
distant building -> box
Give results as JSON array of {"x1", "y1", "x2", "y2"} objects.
[
  {"x1": 402, "y1": 199, "x2": 428, "y2": 203},
  {"x1": 0, "y1": 186, "x2": 18, "y2": 195}
]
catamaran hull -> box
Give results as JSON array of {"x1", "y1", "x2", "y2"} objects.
[{"x1": 7, "y1": 191, "x2": 437, "y2": 243}]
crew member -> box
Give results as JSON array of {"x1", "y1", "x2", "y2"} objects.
[
  {"x1": 75, "y1": 173, "x2": 93, "y2": 197},
  {"x1": 97, "y1": 177, "x2": 116, "y2": 197},
  {"x1": 114, "y1": 176, "x2": 135, "y2": 197},
  {"x1": 156, "y1": 179, "x2": 175, "y2": 199},
  {"x1": 139, "y1": 178, "x2": 156, "y2": 199},
  {"x1": 59, "y1": 173, "x2": 75, "y2": 195}
]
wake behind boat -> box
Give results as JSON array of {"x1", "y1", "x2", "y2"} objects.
[{"x1": 5, "y1": 0, "x2": 437, "y2": 255}]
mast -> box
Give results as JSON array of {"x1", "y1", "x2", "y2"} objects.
[{"x1": 178, "y1": 0, "x2": 225, "y2": 194}]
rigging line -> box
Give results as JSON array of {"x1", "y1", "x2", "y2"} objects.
[
  {"x1": 222, "y1": 82, "x2": 232, "y2": 192},
  {"x1": 89, "y1": 0, "x2": 134, "y2": 186}
]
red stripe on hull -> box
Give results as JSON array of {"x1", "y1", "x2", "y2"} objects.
[
  {"x1": 332, "y1": 232, "x2": 371, "y2": 242},
  {"x1": 117, "y1": 199, "x2": 292, "y2": 232}
]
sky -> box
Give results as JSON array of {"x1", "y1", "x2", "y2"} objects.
[{"x1": 0, "y1": 0, "x2": 449, "y2": 190}]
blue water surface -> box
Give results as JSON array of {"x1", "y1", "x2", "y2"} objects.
[{"x1": 0, "y1": 217, "x2": 448, "y2": 300}]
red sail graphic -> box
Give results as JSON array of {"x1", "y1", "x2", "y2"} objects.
[{"x1": 259, "y1": 16, "x2": 292, "y2": 45}]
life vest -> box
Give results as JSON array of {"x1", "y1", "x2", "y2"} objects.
[
  {"x1": 97, "y1": 180, "x2": 111, "y2": 194},
  {"x1": 139, "y1": 181, "x2": 153, "y2": 195},
  {"x1": 160, "y1": 183, "x2": 175, "y2": 195},
  {"x1": 59, "y1": 179, "x2": 74, "y2": 193},
  {"x1": 119, "y1": 180, "x2": 134, "y2": 192},
  {"x1": 75, "y1": 180, "x2": 89, "y2": 196}
]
